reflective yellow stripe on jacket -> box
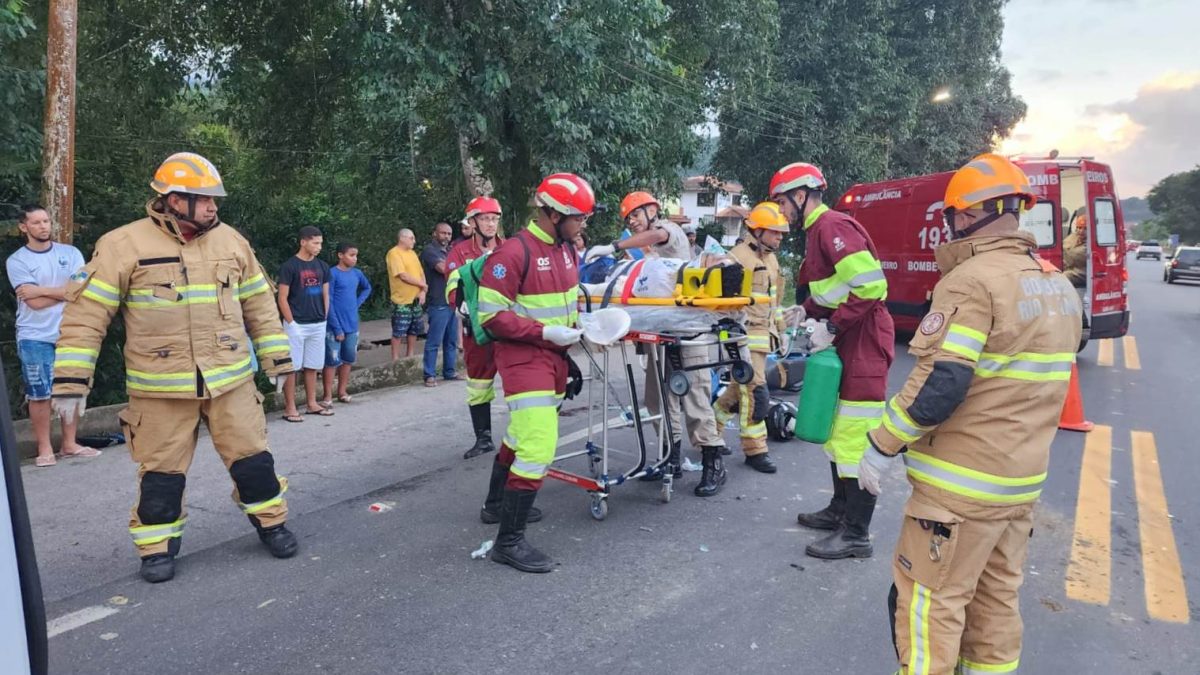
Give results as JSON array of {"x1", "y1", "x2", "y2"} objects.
[
  {"x1": 974, "y1": 352, "x2": 1074, "y2": 382},
  {"x1": 903, "y1": 450, "x2": 1045, "y2": 504},
  {"x1": 809, "y1": 249, "x2": 888, "y2": 309},
  {"x1": 477, "y1": 290, "x2": 578, "y2": 328}
]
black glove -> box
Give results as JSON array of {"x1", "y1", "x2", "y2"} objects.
[{"x1": 564, "y1": 354, "x2": 584, "y2": 400}]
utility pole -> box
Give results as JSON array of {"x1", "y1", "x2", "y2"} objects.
[{"x1": 41, "y1": 0, "x2": 78, "y2": 244}]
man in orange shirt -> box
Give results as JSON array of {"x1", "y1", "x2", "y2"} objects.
[{"x1": 386, "y1": 228, "x2": 427, "y2": 360}]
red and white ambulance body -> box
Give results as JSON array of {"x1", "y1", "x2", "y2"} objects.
[{"x1": 835, "y1": 155, "x2": 1130, "y2": 348}]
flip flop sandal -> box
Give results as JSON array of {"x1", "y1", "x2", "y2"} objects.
[
  {"x1": 35, "y1": 455, "x2": 57, "y2": 467},
  {"x1": 282, "y1": 414, "x2": 305, "y2": 423},
  {"x1": 319, "y1": 400, "x2": 334, "y2": 409},
  {"x1": 306, "y1": 407, "x2": 335, "y2": 416},
  {"x1": 337, "y1": 394, "x2": 353, "y2": 403},
  {"x1": 424, "y1": 378, "x2": 438, "y2": 388},
  {"x1": 62, "y1": 447, "x2": 102, "y2": 458}
]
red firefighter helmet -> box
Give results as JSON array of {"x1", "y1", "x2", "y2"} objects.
[
  {"x1": 769, "y1": 162, "x2": 827, "y2": 196},
  {"x1": 465, "y1": 196, "x2": 502, "y2": 219},
  {"x1": 535, "y1": 173, "x2": 595, "y2": 216}
]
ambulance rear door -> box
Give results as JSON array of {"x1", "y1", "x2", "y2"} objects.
[{"x1": 1081, "y1": 160, "x2": 1130, "y2": 339}]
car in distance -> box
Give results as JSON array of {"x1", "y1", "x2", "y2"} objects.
[
  {"x1": 1164, "y1": 246, "x2": 1200, "y2": 283},
  {"x1": 1136, "y1": 239, "x2": 1163, "y2": 260}
]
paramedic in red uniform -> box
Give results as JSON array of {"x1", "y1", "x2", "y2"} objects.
[
  {"x1": 446, "y1": 197, "x2": 504, "y2": 462},
  {"x1": 771, "y1": 162, "x2": 895, "y2": 560},
  {"x1": 476, "y1": 173, "x2": 592, "y2": 573}
]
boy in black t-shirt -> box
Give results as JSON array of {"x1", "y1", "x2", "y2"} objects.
[{"x1": 278, "y1": 226, "x2": 332, "y2": 421}]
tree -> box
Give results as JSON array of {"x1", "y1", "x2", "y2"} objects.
[
  {"x1": 712, "y1": 0, "x2": 1025, "y2": 203},
  {"x1": 1146, "y1": 166, "x2": 1200, "y2": 245}
]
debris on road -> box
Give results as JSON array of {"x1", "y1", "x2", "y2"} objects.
[
  {"x1": 698, "y1": 544, "x2": 710, "y2": 553},
  {"x1": 638, "y1": 526, "x2": 653, "y2": 532},
  {"x1": 108, "y1": 595, "x2": 128, "y2": 606},
  {"x1": 471, "y1": 540, "x2": 494, "y2": 559},
  {"x1": 100, "y1": 633, "x2": 118, "y2": 641},
  {"x1": 368, "y1": 502, "x2": 395, "y2": 513},
  {"x1": 257, "y1": 599, "x2": 277, "y2": 609},
  {"x1": 681, "y1": 458, "x2": 702, "y2": 472}
]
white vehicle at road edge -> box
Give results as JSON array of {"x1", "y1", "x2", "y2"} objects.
[{"x1": 1136, "y1": 240, "x2": 1163, "y2": 260}]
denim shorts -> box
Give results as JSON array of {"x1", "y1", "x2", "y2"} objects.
[
  {"x1": 325, "y1": 330, "x2": 360, "y2": 367},
  {"x1": 17, "y1": 339, "x2": 56, "y2": 401},
  {"x1": 392, "y1": 304, "x2": 426, "y2": 338}
]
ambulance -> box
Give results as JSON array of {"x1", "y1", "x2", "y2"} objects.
[{"x1": 835, "y1": 155, "x2": 1130, "y2": 349}]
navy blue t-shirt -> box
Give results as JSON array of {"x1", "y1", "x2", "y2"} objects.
[{"x1": 279, "y1": 256, "x2": 330, "y2": 324}]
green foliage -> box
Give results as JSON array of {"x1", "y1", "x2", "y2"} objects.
[
  {"x1": 0, "y1": 0, "x2": 1028, "y2": 417},
  {"x1": 1146, "y1": 166, "x2": 1200, "y2": 245},
  {"x1": 713, "y1": 0, "x2": 1025, "y2": 202}
]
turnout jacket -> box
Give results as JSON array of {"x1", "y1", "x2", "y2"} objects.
[
  {"x1": 53, "y1": 200, "x2": 292, "y2": 400},
  {"x1": 798, "y1": 204, "x2": 889, "y2": 336},
  {"x1": 868, "y1": 232, "x2": 1082, "y2": 520},
  {"x1": 727, "y1": 236, "x2": 785, "y2": 352},
  {"x1": 477, "y1": 223, "x2": 579, "y2": 356}
]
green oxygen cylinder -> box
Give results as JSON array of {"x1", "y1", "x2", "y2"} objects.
[{"x1": 794, "y1": 348, "x2": 843, "y2": 444}]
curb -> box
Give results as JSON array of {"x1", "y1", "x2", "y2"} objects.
[{"x1": 13, "y1": 356, "x2": 426, "y2": 460}]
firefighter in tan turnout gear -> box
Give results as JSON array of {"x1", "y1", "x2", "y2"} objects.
[
  {"x1": 858, "y1": 154, "x2": 1081, "y2": 674},
  {"x1": 51, "y1": 153, "x2": 299, "y2": 583},
  {"x1": 712, "y1": 202, "x2": 789, "y2": 475}
]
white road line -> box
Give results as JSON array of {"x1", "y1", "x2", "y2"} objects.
[
  {"x1": 47, "y1": 605, "x2": 120, "y2": 638},
  {"x1": 557, "y1": 415, "x2": 628, "y2": 448}
]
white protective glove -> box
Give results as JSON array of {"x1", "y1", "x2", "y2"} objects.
[
  {"x1": 584, "y1": 244, "x2": 616, "y2": 263},
  {"x1": 784, "y1": 305, "x2": 807, "y2": 324},
  {"x1": 857, "y1": 446, "x2": 897, "y2": 496},
  {"x1": 803, "y1": 318, "x2": 835, "y2": 352},
  {"x1": 52, "y1": 396, "x2": 88, "y2": 422},
  {"x1": 543, "y1": 325, "x2": 583, "y2": 347}
]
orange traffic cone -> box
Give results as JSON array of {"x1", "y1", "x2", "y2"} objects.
[{"x1": 1059, "y1": 363, "x2": 1094, "y2": 432}]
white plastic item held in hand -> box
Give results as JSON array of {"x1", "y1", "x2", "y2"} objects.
[{"x1": 578, "y1": 307, "x2": 632, "y2": 347}]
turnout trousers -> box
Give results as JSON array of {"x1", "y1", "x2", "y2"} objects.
[
  {"x1": 644, "y1": 343, "x2": 725, "y2": 449},
  {"x1": 713, "y1": 346, "x2": 769, "y2": 456},
  {"x1": 118, "y1": 379, "x2": 287, "y2": 558},
  {"x1": 463, "y1": 332, "x2": 497, "y2": 406},
  {"x1": 494, "y1": 345, "x2": 567, "y2": 491},
  {"x1": 890, "y1": 499, "x2": 1033, "y2": 675},
  {"x1": 825, "y1": 303, "x2": 894, "y2": 478}
]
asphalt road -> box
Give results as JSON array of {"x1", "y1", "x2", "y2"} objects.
[{"x1": 28, "y1": 255, "x2": 1198, "y2": 674}]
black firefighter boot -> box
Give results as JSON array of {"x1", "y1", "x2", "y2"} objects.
[
  {"x1": 796, "y1": 462, "x2": 846, "y2": 530},
  {"x1": 480, "y1": 460, "x2": 542, "y2": 524},
  {"x1": 693, "y1": 446, "x2": 728, "y2": 497},
  {"x1": 490, "y1": 489, "x2": 554, "y2": 573},
  {"x1": 139, "y1": 537, "x2": 181, "y2": 583},
  {"x1": 640, "y1": 438, "x2": 683, "y2": 481},
  {"x1": 462, "y1": 404, "x2": 496, "y2": 459},
  {"x1": 251, "y1": 517, "x2": 299, "y2": 558},
  {"x1": 805, "y1": 479, "x2": 876, "y2": 559}
]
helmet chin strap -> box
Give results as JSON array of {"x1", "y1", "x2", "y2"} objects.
[
  {"x1": 166, "y1": 194, "x2": 217, "y2": 232},
  {"x1": 473, "y1": 217, "x2": 496, "y2": 247},
  {"x1": 749, "y1": 230, "x2": 777, "y2": 253}
]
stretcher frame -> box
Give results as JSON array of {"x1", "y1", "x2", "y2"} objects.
[{"x1": 545, "y1": 322, "x2": 751, "y2": 520}]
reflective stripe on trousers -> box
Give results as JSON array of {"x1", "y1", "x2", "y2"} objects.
[
  {"x1": 239, "y1": 476, "x2": 288, "y2": 514},
  {"x1": 824, "y1": 399, "x2": 884, "y2": 478},
  {"x1": 503, "y1": 389, "x2": 560, "y2": 481},
  {"x1": 129, "y1": 517, "x2": 186, "y2": 546}
]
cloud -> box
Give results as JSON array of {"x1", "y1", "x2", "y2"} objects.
[
  {"x1": 999, "y1": 71, "x2": 1200, "y2": 196},
  {"x1": 1096, "y1": 72, "x2": 1200, "y2": 195}
]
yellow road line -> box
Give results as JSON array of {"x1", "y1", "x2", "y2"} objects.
[
  {"x1": 1131, "y1": 431, "x2": 1189, "y2": 623},
  {"x1": 1122, "y1": 335, "x2": 1141, "y2": 370},
  {"x1": 1097, "y1": 339, "x2": 1114, "y2": 367},
  {"x1": 1066, "y1": 424, "x2": 1112, "y2": 606}
]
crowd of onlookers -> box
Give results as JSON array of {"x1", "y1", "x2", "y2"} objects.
[{"x1": 7, "y1": 202, "x2": 473, "y2": 451}]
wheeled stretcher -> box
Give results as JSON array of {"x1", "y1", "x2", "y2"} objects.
[{"x1": 545, "y1": 306, "x2": 754, "y2": 520}]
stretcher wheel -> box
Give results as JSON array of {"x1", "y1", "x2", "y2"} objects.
[
  {"x1": 589, "y1": 493, "x2": 608, "y2": 520},
  {"x1": 731, "y1": 360, "x2": 754, "y2": 384},
  {"x1": 668, "y1": 371, "x2": 691, "y2": 396}
]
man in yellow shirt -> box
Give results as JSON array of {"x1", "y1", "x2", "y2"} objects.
[{"x1": 386, "y1": 228, "x2": 427, "y2": 360}]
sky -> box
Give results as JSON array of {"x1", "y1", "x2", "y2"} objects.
[{"x1": 998, "y1": 0, "x2": 1199, "y2": 197}]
